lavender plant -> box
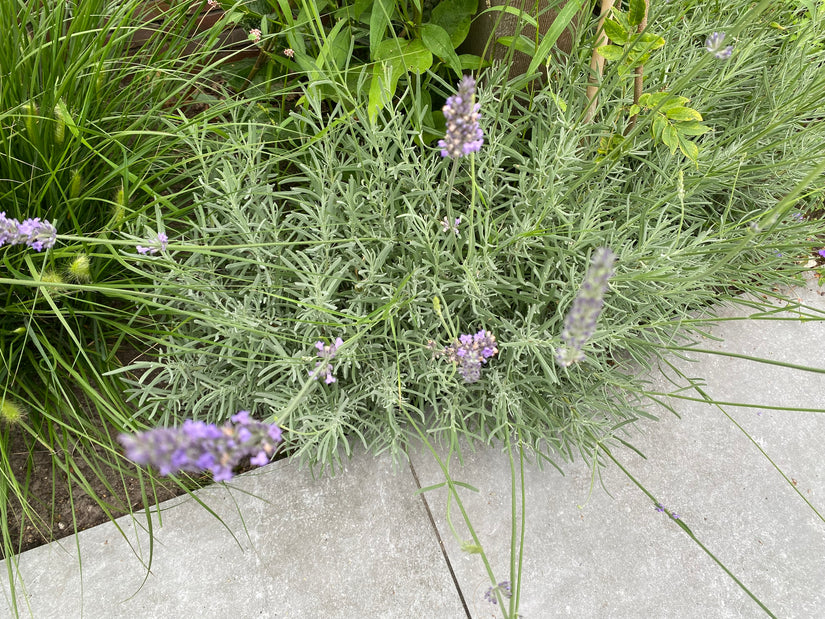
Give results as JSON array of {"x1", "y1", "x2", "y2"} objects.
[{"x1": 123, "y1": 37, "x2": 825, "y2": 476}]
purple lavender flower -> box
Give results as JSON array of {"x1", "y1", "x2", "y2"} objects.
[
  {"x1": 0, "y1": 212, "x2": 20, "y2": 247},
  {"x1": 441, "y1": 216, "x2": 461, "y2": 235},
  {"x1": 654, "y1": 502, "x2": 681, "y2": 520},
  {"x1": 705, "y1": 32, "x2": 733, "y2": 59},
  {"x1": 17, "y1": 218, "x2": 57, "y2": 251},
  {"x1": 311, "y1": 337, "x2": 344, "y2": 384},
  {"x1": 136, "y1": 231, "x2": 168, "y2": 255},
  {"x1": 438, "y1": 76, "x2": 484, "y2": 159},
  {"x1": 483, "y1": 581, "x2": 512, "y2": 605},
  {"x1": 555, "y1": 248, "x2": 616, "y2": 367},
  {"x1": 0, "y1": 213, "x2": 57, "y2": 250},
  {"x1": 817, "y1": 248, "x2": 825, "y2": 259},
  {"x1": 119, "y1": 410, "x2": 283, "y2": 482},
  {"x1": 435, "y1": 329, "x2": 498, "y2": 383}
]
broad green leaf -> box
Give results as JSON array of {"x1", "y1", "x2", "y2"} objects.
[
  {"x1": 666, "y1": 106, "x2": 703, "y2": 122},
  {"x1": 627, "y1": 50, "x2": 651, "y2": 68},
  {"x1": 458, "y1": 53, "x2": 490, "y2": 70},
  {"x1": 497, "y1": 35, "x2": 537, "y2": 57},
  {"x1": 628, "y1": 0, "x2": 646, "y2": 28},
  {"x1": 368, "y1": 62, "x2": 395, "y2": 123},
  {"x1": 351, "y1": 0, "x2": 373, "y2": 20},
  {"x1": 430, "y1": 0, "x2": 477, "y2": 47},
  {"x1": 662, "y1": 124, "x2": 679, "y2": 154},
  {"x1": 329, "y1": 23, "x2": 352, "y2": 71},
  {"x1": 399, "y1": 39, "x2": 433, "y2": 73},
  {"x1": 612, "y1": 5, "x2": 631, "y2": 31},
  {"x1": 638, "y1": 32, "x2": 666, "y2": 50},
  {"x1": 651, "y1": 113, "x2": 667, "y2": 141},
  {"x1": 677, "y1": 133, "x2": 699, "y2": 161},
  {"x1": 369, "y1": 40, "x2": 432, "y2": 122},
  {"x1": 597, "y1": 44, "x2": 625, "y2": 62},
  {"x1": 643, "y1": 92, "x2": 689, "y2": 110},
  {"x1": 370, "y1": 0, "x2": 394, "y2": 58},
  {"x1": 316, "y1": 19, "x2": 348, "y2": 71},
  {"x1": 527, "y1": 0, "x2": 586, "y2": 76},
  {"x1": 374, "y1": 38, "x2": 433, "y2": 73},
  {"x1": 479, "y1": 5, "x2": 538, "y2": 28},
  {"x1": 628, "y1": 104, "x2": 640, "y2": 117},
  {"x1": 603, "y1": 18, "x2": 628, "y2": 45},
  {"x1": 421, "y1": 23, "x2": 462, "y2": 75},
  {"x1": 677, "y1": 121, "x2": 711, "y2": 136}
]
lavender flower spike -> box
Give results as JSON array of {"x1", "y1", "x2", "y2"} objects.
[
  {"x1": 438, "y1": 75, "x2": 484, "y2": 159},
  {"x1": 0, "y1": 213, "x2": 57, "y2": 250},
  {"x1": 119, "y1": 411, "x2": 283, "y2": 482},
  {"x1": 555, "y1": 248, "x2": 616, "y2": 367},
  {"x1": 483, "y1": 581, "x2": 513, "y2": 605},
  {"x1": 18, "y1": 218, "x2": 57, "y2": 251},
  {"x1": 0, "y1": 212, "x2": 20, "y2": 247},
  {"x1": 311, "y1": 337, "x2": 344, "y2": 384},
  {"x1": 705, "y1": 32, "x2": 733, "y2": 59},
  {"x1": 435, "y1": 329, "x2": 498, "y2": 383}
]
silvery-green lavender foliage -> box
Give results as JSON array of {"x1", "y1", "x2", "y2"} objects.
[{"x1": 123, "y1": 21, "x2": 825, "y2": 468}]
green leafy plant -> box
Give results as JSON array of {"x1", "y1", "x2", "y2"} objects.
[
  {"x1": 630, "y1": 92, "x2": 710, "y2": 161},
  {"x1": 230, "y1": 0, "x2": 480, "y2": 121},
  {"x1": 597, "y1": 0, "x2": 664, "y2": 78}
]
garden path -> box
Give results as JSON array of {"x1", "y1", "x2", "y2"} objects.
[{"x1": 2, "y1": 276, "x2": 824, "y2": 618}]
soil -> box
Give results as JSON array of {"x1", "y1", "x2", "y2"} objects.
[
  {"x1": 1, "y1": 417, "x2": 196, "y2": 560},
  {"x1": 1, "y1": 409, "x2": 270, "y2": 560}
]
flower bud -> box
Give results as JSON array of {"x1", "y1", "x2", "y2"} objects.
[
  {"x1": 67, "y1": 254, "x2": 92, "y2": 282},
  {"x1": 69, "y1": 169, "x2": 83, "y2": 199},
  {"x1": 1, "y1": 398, "x2": 26, "y2": 425}
]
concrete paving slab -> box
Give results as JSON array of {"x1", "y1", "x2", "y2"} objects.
[
  {"x1": 1, "y1": 446, "x2": 467, "y2": 618},
  {"x1": 409, "y1": 277, "x2": 825, "y2": 618}
]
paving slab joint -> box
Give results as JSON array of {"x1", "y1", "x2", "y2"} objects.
[{"x1": 406, "y1": 454, "x2": 472, "y2": 618}]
